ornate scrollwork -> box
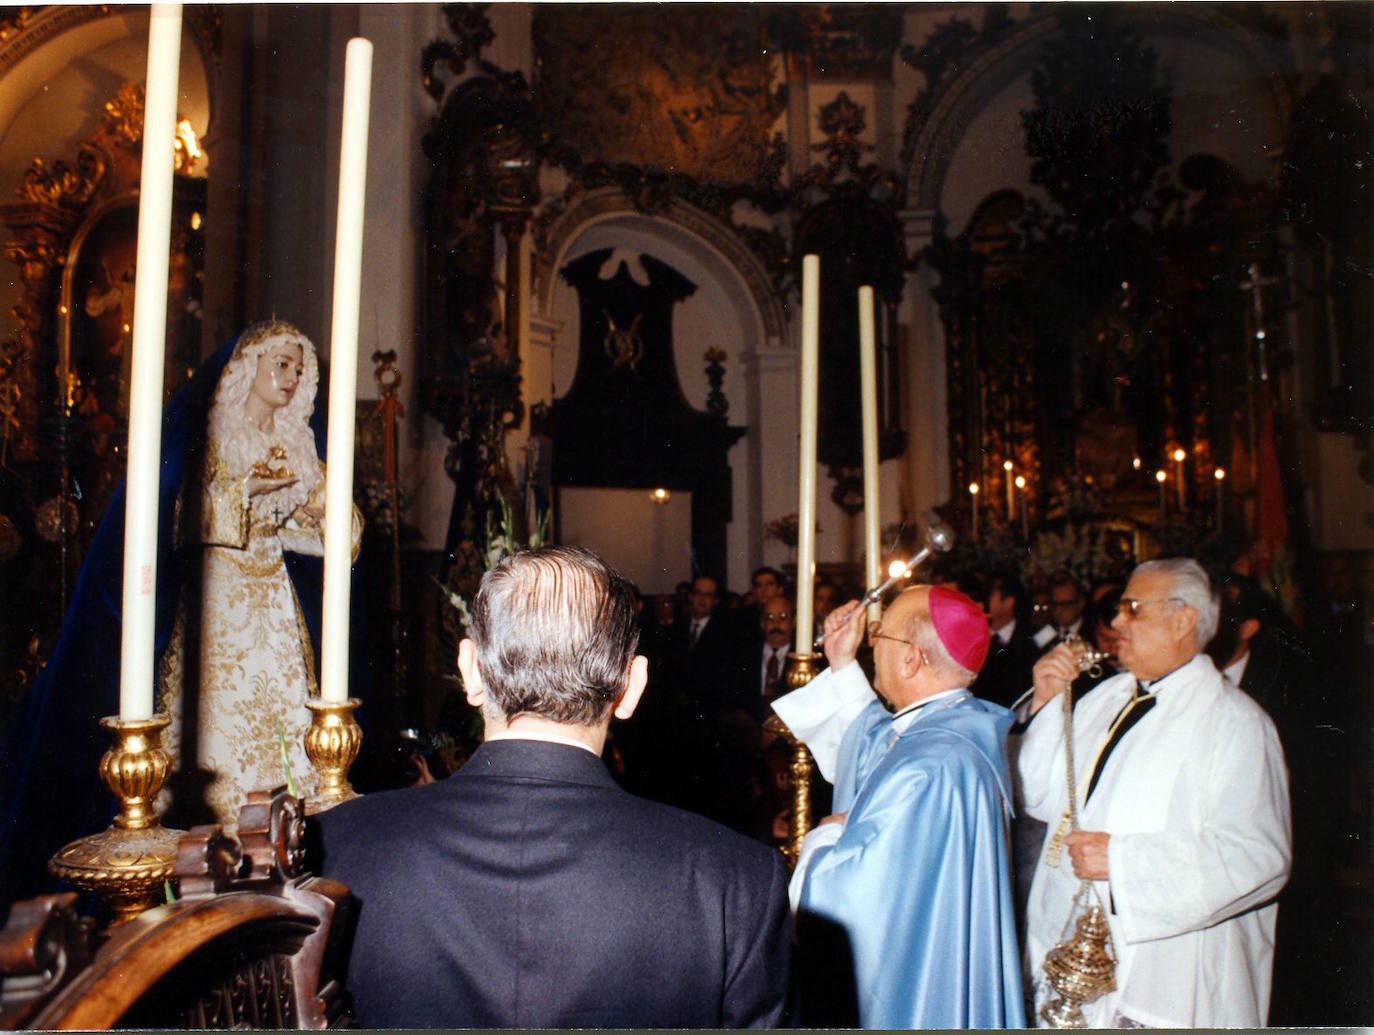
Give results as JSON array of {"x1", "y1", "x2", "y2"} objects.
[
  {"x1": 899, "y1": 9, "x2": 1017, "y2": 179},
  {"x1": 535, "y1": 6, "x2": 785, "y2": 187},
  {"x1": 17, "y1": 148, "x2": 105, "y2": 209},
  {"x1": 4, "y1": 225, "x2": 62, "y2": 286},
  {"x1": 237, "y1": 788, "x2": 308, "y2": 881},
  {"x1": 794, "y1": 91, "x2": 905, "y2": 210},
  {"x1": 814, "y1": 92, "x2": 873, "y2": 169},
  {"x1": 421, "y1": 3, "x2": 498, "y2": 103},
  {"x1": 766, "y1": 5, "x2": 905, "y2": 80},
  {"x1": 704, "y1": 348, "x2": 729, "y2": 417},
  {"x1": 101, "y1": 81, "x2": 146, "y2": 147},
  {"x1": 0, "y1": 336, "x2": 21, "y2": 463},
  {"x1": 173, "y1": 825, "x2": 244, "y2": 899}
]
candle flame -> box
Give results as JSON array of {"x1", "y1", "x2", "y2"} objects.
[
  {"x1": 1002, "y1": 460, "x2": 1013, "y2": 471},
  {"x1": 1172, "y1": 448, "x2": 1186, "y2": 462},
  {"x1": 1214, "y1": 467, "x2": 1227, "y2": 481},
  {"x1": 968, "y1": 482, "x2": 979, "y2": 495},
  {"x1": 888, "y1": 559, "x2": 908, "y2": 578},
  {"x1": 1156, "y1": 470, "x2": 1167, "y2": 483},
  {"x1": 1014, "y1": 475, "x2": 1026, "y2": 489}
]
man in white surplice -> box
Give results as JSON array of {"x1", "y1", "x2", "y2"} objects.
[{"x1": 1018, "y1": 558, "x2": 1290, "y2": 1027}]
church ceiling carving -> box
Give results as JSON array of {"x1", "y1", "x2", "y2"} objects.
[
  {"x1": 534, "y1": 6, "x2": 785, "y2": 188},
  {"x1": 764, "y1": 6, "x2": 904, "y2": 80}
]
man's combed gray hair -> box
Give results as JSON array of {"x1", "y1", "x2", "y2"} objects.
[
  {"x1": 1132, "y1": 557, "x2": 1219, "y2": 649},
  {"x1": 469, "y1": 546, "x2": 640, "y2": 725}
]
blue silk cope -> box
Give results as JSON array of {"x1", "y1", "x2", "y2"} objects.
[{"x1": 799, "y1": 692, "x2": 1026, "y2": 1029}]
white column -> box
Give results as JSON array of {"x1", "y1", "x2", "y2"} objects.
[{"x1": 899, "y1": 207, "x2": 950, "y2": 518}]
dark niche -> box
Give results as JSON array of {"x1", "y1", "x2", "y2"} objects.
[{"x1": 551, "y1": 249, "x2": 744, "y2": 579}]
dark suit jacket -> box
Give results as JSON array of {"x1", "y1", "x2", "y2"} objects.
[
  {"x1": 314, "y1": 738, "x2": 791, "y2": 1028},
  {"x1": 972, "y1": 621, "x2": 1039, "y2": 707},
  {"x1": 728, "y1": 634, "x2": 782, "y2": 718},
  {"x1": 676, "y1": 612, "x2": 737, "y2": 682}
]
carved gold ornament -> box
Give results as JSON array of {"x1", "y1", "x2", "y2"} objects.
[
  {"x1": 250, "y1": 444, "x2": 292, "y2": 481},
  {"x1": 764, "y1": 651, "x2": 823, "y2": 870},
  {"x1": 602, "y1": 311, "x2": 643, "y2": 372},
  {"x1": 34, "y1": 495, "x2": 79, "y2": 543},
  {"x1": 173, "y1": 118, "x2": 202, "y2": 174}
]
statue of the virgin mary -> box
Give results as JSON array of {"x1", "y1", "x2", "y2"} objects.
[
  {"x1": 1, "y1": 321, "x2": 366, "y2": 903},
  {"x1": 158, "y1": 320, "x2": 362, "y2": 830}
]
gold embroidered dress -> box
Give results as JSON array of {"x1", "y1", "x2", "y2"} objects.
[{"x1": 158, "y1": 322, "x2": 361, "y2": 830}]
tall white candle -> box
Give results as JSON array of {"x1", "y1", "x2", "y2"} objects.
[
  {"x1": 858, "y1": 286, "x2": 881, "y2": 625},
  {"x1": 320, "y1": 37, "x2": 373, "y2": 704},
  {"x1": 119, "y1": 4, "x2": 182, "y2": 721},
  {"x1": 795, "y1": 254, "x2": 820, "y2": 653},
  {"x1": 969, "y1": 482, "x2": 979, "y2": 539},
  {"x1": 1003, "y1": 459, "x2": 1015, "y2": 521},
  {"x1": 1173, "y1": 447, "x2": 1187, "y2": 511},
  {"x1": 1016, "y1": 475, "x2": 1029, "y2": 540}
]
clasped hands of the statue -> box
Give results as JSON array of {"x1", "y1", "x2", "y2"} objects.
[{"x1": 245, "y1": 470, "x2": 326, "y2": 529}]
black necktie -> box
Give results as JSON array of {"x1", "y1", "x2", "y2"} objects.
[
  {"x1": 1084, "y1": 683, "x2": 1156, "y2": 804},
  {"x1": 765, "y1": 650, "x2": 782, "y2": 693}
]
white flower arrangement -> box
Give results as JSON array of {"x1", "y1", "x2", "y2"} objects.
[
  {"x1": 1023, "y1": 523, "x2": 1122, "y2": 587},
  {"x1": 439, "y1": 496, "x2": 549, "y2": 637}
]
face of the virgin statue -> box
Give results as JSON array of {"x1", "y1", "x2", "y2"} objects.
[{"x1": 250, "y1": 341, "x2": 304, "y2": 413}]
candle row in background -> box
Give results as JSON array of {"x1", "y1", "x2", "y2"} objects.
[{"x1": 965, "y1": 451, "x2": 1230, "y2": 544}]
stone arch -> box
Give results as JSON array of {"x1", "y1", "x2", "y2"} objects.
[
  {"x1": 532, "y1": 188, "x2": 784, "y2": 349},
  {"x1": 905, "y1": 8, "x2": 1296, "y2": 212}
]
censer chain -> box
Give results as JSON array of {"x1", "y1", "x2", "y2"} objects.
[{"x1": 1037, "y1": 670, "x2": 1119, "y2": 1029}]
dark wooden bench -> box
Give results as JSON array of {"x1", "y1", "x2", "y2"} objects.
[{"x1": 0, "y1": 789, "x2": 353, "y2": 1030}]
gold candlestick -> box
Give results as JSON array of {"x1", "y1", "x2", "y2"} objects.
[
  {"x1": 303, "y1": 697, "x2": 362, "y2": 812},
  {"x1": 763, "y1": 652, "x2": 822, "y2": 870},
  {"x1": 48, "y1": 715, "x2": 184, "y2": 925}
]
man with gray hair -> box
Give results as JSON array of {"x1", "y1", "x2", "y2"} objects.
[
  {"x1": 315, "y1": 546, "x2": 791, "y2": 1028},
  {"x1": 1019, "y1": 557, "x2": 1291, "y2": 1027}
]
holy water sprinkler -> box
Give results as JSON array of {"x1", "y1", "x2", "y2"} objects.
[{"x1": 812, "y1": 520, "x2": 955, "y2": 649}]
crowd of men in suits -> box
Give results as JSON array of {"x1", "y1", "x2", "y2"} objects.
[{"x1": 613, "y1": 567, "x2": 848, "y2": 844}]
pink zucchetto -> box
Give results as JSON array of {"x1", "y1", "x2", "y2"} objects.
[{"x1": 928, "y1": 585, "x2": 991, "y2": 674}]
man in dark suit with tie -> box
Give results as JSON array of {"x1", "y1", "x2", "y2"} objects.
[
  {"x1": 314, "y1": 547, "x2": 791, "y2": 1028},
  {"x1": 1033, "y1": 570, "x2": 1087, "y2": 652},
  {"x1": 677, "y1": 574, "x2": 736, "y2": 688},
  {"x1": 733, "y1": 594, "x2": 796, "y2": 718},
  {"x1": 972, "y1": 571, "x2": 1039, "y2": 707}
]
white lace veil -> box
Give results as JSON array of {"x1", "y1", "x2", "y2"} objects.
[{"x1": 206, "y1": 321, "x2": 323, "y2": 520}]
